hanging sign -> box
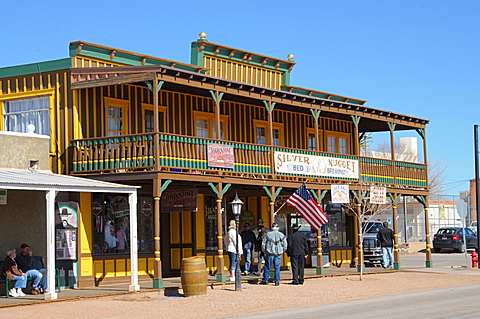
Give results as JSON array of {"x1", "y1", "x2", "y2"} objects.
[
  {"x1": 207, "y1": 143, "x2": 234, "y2": 168},
  {"x1": 331, "y1": 184, "x2": 349, "y2": 203},
  {"x1": 370, "y1": 186, "x2": 387, "y2": 204},
  {"x1": 161, "y1": 189, "x2": 198, "y2": 212},
  {"x1": 274, "y1": 151, "x2": 358, "y2": 178}
]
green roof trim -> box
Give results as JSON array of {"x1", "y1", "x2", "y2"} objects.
[{"x1": 0, "y1": 58, "x2": 72, "y2": 78}]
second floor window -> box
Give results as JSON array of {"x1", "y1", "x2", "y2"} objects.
[
  {"x1": 3, "y1": 96, "x2": 50, "y2": 135},
  {"x1": 326, "y1": 132, "x2": 350, "y2": 154},
  {"x1": 105, "y1": 97, "x2": 129, "y2": 136},
  {"x1": 193, "y1": 111, "x2": 228, "y2": 140},
  {"x1": 253, "y1": 120, "x2": 284, "y2": 146}
]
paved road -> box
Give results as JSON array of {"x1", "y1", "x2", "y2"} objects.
[
  {"x1": 232, "y1": 282, "x2": 480, "y2": 319},
  {"x1": 400, "y1": 251, "x2": 474, "y2": 268}
]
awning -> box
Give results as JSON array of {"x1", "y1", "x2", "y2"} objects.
[{"x1": 0, "y1": 168, "x2": 141, "y2": 300}]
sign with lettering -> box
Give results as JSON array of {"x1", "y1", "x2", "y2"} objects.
[
  {"x1": 274, "y1": 152, "x2": 358, "y2": 179},
  {"x1": 207, "y1": 143, "x2": 234, "y2": 168},
  {"x1": 370, "y1": 186, "x2": 387, "y2": 204},
  {"x1": 161, "y1": 189, "x2": 198, "y2": 212},
  {"x1": 331, "y1": 184, "x2": 349, "y2": 203}
]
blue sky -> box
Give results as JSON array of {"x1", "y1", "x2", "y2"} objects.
[{"x1": 1, "y1": 1, "x2": 478, "y2": 194}]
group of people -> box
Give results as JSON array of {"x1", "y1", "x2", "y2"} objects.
[
  {"x1": 1, "y1": 244, "x2": 47, "y2": 297},
  {"x1": 225, "y1": 219, "x2": 310, "y2": 286}
]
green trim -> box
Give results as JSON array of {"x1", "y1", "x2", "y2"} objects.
[
  {"x1": 310, "y1": 109, "x2": 321, "y2": 121},
  {"x1": 321, "y1": 190, "x2": 328, "y2": 200},
  {"x1": 190, "y1": 42, "x2": 205, "y2": 66},
  {"x1": 216, "y1": 273, "x2": 226, "y2": 282},
  {"x1": 394, "y1": 263, "x2": 401, "y2": 270},
  {"x1": 388, "y1": 122, "x2": 396, "y2": 132},
  {"x1": 145, "y1": 80, "x2": 165, "y2": 92},
  {"x1": 425, "y1": 260, "x2": 433, "y2": 268},
  {"x1": 416, "y1": 128, "x2": 425, "y2": 139},
  {"x1": 208, "y1": 182, "x2": 219, "y2": 197},
  {"x1": 310, "y1": 189, "x2": 318, "y2": 201},
  {"x1": 262, "y1": 100, "x2": 276, "y2": 114},
  {"x1": 351, "y1": 115, "x2": 361, "y2": 127},
  {"x1": 0, "y1": 58, "x2": 71, "y2": 78},
  {"x1": 274, "y1": 187, "x2": 283, "y2": 199},
  {"x1": 316, "y1": 267, "x2": 325, "y2": 275},
  {"x1": 222, "y1": 183, "x2": 232, "y2": 196},
  {"x1": 352, "y1": 190, "x2": 360, "y2": 202},
  {"x1": 153, "y1": 278, "x2": 164, "y2": 289},
  {"x1": 160, "y1": 180, "x2": 172, "y2": 194},
  {"x1": 209, "y1": 90, "x2": 225, "y2": 105},
  {"x1": 263, "y1": 186, "x2": 272, "y2": 200},
  {"x1": 282, "y1": 71, "x2": 291, "y2": 86}
]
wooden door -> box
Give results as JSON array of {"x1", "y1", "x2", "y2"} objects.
[{"x1": 161, "y1": 211, "x2": 195, "y2": 277}]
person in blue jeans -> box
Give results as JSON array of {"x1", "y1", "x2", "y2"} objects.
[
  {"x1": 16, "y1": 243, "x2": 47, "y2": 294},
  {"x1": 377, "y1": 221, "x2": 394, "y2": 268},
  {"x1": 2, "y1": 249, "x2": 28, "y2": 297},
  {"x1": 260, "y1": 223, "x2": 287, "y2": 286},
  {"x1": 240, "y1": 223, "x2": 256, "y2": 275}
]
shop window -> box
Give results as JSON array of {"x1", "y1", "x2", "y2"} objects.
[
  {"x1": 3, "y1": 96, "x2": 50, "y2": 135},
  {"x1": 204, "y1": 196, "x2": 218, "y2": 251},
  {"x1": 325, "y1": 131, "x2": 350, "y2": 154},
  {"x1": 253, "y1": 120, "x2": 284, "y2": 146},
  {"x1": 92, "y1": 193, "x2": 153, "y2": 255},
  {"x1": 193, "y1": 111, "x2": 228, "y2": 140},
  {"x1": 141, "y1": 103, "x2": 167, "y2": 133},
  {"x1": 104, "y1": 97, "x2": 129, "y2": 136}
]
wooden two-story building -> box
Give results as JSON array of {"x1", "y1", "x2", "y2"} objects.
[{"x1": 0, "y1": 32, "x2": 430, "y2": 288}]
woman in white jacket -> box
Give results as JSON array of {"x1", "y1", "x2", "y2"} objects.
[{"x1": 226, "y1": 219, "x2": 242, "y2": 282}]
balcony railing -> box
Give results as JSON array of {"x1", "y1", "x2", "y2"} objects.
[{"x1": 71, "y1": 133, "x2": 427, "y2": 189}]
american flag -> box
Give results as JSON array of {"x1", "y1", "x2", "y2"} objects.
[{"x1": 286, "y1": 183, "x2": 328, "y2": 231}]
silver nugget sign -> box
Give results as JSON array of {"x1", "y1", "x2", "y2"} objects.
[{"x1": 274, "y1": 151, "x2": 359, "y2": 179}]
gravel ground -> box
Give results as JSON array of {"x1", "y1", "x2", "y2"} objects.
[{"x1": 2, "y1": 271, "x2": 480, "y2": 319}]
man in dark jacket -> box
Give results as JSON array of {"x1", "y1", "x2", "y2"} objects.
[
  {"x1": 240, "y1": 223, "x2": 256, "y2": 275},
  {"x1": 377, "y1": 222, "x2": 394, "y2": 269},
  {"x1": 286, "y1": 224, "x2": 309, "y2": 285}
]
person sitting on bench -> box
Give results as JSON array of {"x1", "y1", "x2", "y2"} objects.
[
  {"x1": 1, "y1": 249, "x2": 27, "y2": 297},
  {"x1": 16, "y1": 243, "x2": 47, "y2": 294}
]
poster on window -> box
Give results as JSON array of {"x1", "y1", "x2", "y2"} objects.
[
  {"x1": 370, "y1": 186, "x2": 387, "y2": 204},
  {"x1": 55, "y1": 202, "x2": 78, "y2": 229},
  {"x1": 56, "y1": 229, "x2": 77, "y2": 260}
]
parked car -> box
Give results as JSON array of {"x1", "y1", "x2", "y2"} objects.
[
  {"x1": 470, "y1": 221, "x2": 477, "y2": 234},
  {"x1": 433, "y1": 227, "x2": 477, "y2": 253},
  {"x1": 362, "y1": 221, "x2": 383, "y2": 264}
]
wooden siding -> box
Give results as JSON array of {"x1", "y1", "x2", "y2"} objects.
[
  {"x1": 204, "y1": 55, "x2": 283, "y2": 90},
  {"x1": 72, "y1": 56, "x2": 124, "y2": 68}
]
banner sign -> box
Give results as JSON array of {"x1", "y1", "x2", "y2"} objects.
[
  {"x1": 370, "y1": 186, "x2": 387, "y2": 204},
  {"x1": 161, "y1": 189, "x2": 198, "y2": 212},
  {"x1": 331, "y1": 184, "x2": 349, "y2": 203},
  {"x1": 207, "y1": 143, "x2": 234, "y2": 168},
  {"x1": 274, "y1": 151, "x2": 358, "y2": 179}
]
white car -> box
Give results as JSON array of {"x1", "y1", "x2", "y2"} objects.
[{"x1": 470, "y1": 221, "x2": 477, "y2": 234}]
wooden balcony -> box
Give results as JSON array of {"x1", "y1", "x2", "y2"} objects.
[{"x1": 71, "y1": 133, "x2": 427, "y2": 189}]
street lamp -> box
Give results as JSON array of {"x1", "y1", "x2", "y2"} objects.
[{"x1": 230, "y1": 193, "x2": 244, "y2": 292}]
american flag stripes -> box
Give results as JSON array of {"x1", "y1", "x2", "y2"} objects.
[{"x1": 286, "y1": 183, "x2": 328, "y2": 231}]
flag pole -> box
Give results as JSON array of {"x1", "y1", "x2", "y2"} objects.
[{"x1": 274, "y1": 201, "x2": 287, "y2": 216}]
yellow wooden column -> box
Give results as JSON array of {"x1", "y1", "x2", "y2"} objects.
[{"x1": 392, "y1": 194, "x2": 400, "y2": 270}]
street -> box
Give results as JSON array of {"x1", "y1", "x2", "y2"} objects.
[
  {"x1": 232, "y1": 282, "x2": 480, "y2": 319},
  {"x1": 400, "y1": 251, "x2": 474, "y2": 268}
]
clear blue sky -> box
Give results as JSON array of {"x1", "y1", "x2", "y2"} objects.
[{"x1": 1, "y1": 1, "x2": 478, "y2": 195}]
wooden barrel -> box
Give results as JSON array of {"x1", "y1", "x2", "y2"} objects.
[{"x1": 180, "y1": 256, "x2": 208, "y2": 297}]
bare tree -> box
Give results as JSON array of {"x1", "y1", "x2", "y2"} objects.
[{"x1": 342, "y1": 184, "x2": 396, "y2": 280}]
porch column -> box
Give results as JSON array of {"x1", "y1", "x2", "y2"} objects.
[
  {"x1": 388, "y1": 123, "x2": 396, "y2": 161},
  {"x1": 315, "y1": 189, "x2": 327, "y2": 275},
  {"x1": 356, "y1": 202, "x2": 364, "y2": 272},
  {"x1": 129, "y1": 191, "x2": 140, "y2": 291},
  {"x1": 152, "y1": 176, "x2": 163, "y2": 288},
  {"x1": 45, "y1": 189, "x2": 58, "y2": 300},
  {"x1": 213, "y1": 182, "x2": 226, "y2": 282},
  {"x1": 269, "y1": 186, "x2": 275, "y2": 225},
  {"x1": 392, "y1": 194, "x2": 401, "y2": 270},
  {"x1": 424, "y1": 197, "x2": 433, "y2": 267},
  {"x1": 351, "y1": 115, "x2": 361, "y2": 155}
]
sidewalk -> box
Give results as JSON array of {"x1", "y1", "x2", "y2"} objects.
[{"x1": 3, "y1": 265, "x2": 479, "y2": 308}]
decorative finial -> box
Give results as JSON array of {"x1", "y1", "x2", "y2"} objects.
[
  {"x1": 287, "y1": 53, "x2": 295, "y2": 61},
  {"x1": 199, "y1": 32, "x2": 207, "y2": 40}
]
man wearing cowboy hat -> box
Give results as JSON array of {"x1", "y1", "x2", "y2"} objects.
[
  {"x1": 56, "y1": 208, "x2": 75, "y2": 229},
  {"x1": 286, "y1": 223, "x2": 309, "y2": 285}
]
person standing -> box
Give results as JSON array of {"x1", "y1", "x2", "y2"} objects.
[
  {"x1": 253, "y1": 219, "x2": 268, "y2": 276},
  {"x1": 226, "y1": 219, "x2": 243, "y2": 282},
  {"x1": 260, "y1": 223, "x2": 287, "y2": 286},
  {"x1": 286, "y1": 224, "x2": 309, "y2": 285},
  {"x1": 377, "y1": 221, "x2": 394, "y2": 269},
  {"x1": 240, "y1": 223, "x2": 256, "y2": 275},
  {"x1": 16, "y1": 243, "x2": 47, "y2": 294}
]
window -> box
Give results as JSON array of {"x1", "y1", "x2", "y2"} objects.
[
  {"x1": 104, "y1": 97, "x2": 129, "y2": 136},
  {"x1": 3, "y1": 96, "x2": 50, "y2": 135},
  {"x1": 306, "y1": 128, "x2": 323, "y2": 151},
  {"x1": 325, "y1": 131, "x2": 350, "y2": 154},
  {"x1": 142, "y1": 103, "x2": 167, "y2": 133},
  {"x1": 92, "y1": 193, "x2": 153, "y2": 255},
  {"x1": 253, "y1": 120, "x2": 284, "y2": 146},
  {"x1": 193, "y1": 111, "x2": 228, "y2": 140}
]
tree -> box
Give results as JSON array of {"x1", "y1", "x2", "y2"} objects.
[{"x1": 342, "y1": 184, "x2": 396, "y2": 280}]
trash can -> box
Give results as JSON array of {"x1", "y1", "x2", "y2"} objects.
[{"x1": 180, "y1": 256, "x2": 208, "y2": 297}]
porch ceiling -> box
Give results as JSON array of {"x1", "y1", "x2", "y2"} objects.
[{"x1": 70, "y1": 66, "x2": 429, "y2": 132}]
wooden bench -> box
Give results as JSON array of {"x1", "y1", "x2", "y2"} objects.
[{"x1": 0, "y1": 259, "x2": 61, "y2": 297}]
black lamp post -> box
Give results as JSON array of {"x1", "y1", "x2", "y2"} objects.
[{"x1": 230, "y1": 193, "x2": 243, "y2": 292}]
